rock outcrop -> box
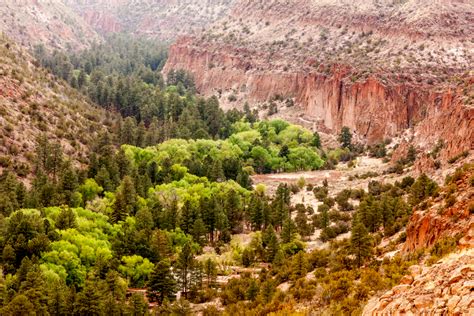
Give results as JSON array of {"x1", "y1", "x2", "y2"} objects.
[
  {"x1": 364, "y1": 165, "x2": 474, "y2": 315},
  {"x1": 0, "y1": 0, "x2": 101, "y2": 50},
  {"x1": 363, "y1": 249, "x2": 474, "y2": 315},
  {"x1": 63, "y1": 0, "x2": 237, "y2": 41},
  {"x1": 164, "y1": 0, "x2": 474, "y2": 159},
  {"x1": 404, "y1": 165, "x2": 474, "y2": 253}
]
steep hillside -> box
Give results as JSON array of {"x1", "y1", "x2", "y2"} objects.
[
  {"x1": 0, "y1": 34, "x2": 118, "y2": 180},
  {"x1": 164, "y1": 0, "x2": 474, "y2": 162},
  {"x1": 64, "y1": 0, "x2": 237, "y2": 41},
  {"x1": 364, "y1": 164, "x2": 474, "y2": 314},
  {"x1": 363, "y1": 249, "x2": 474, "y2": 315},
  {"x1": 0, "y1": 0, "x2": 101, "y2": 50}
]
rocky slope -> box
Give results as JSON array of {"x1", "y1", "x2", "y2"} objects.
[
  {"x1": 404, "y1": 164, "x2": 474, "y2": 253},
  {"x1": 0, "y1": 34, "x2": 117, "y2": 181},
  {"x1": 0, "y1": 0, "x2": 101, "y2": 50},
  {"x1": 63, "y1": 0, "x2": 237, "y2": 41},
  {"x1": 164, "y1": 0, "x2": 474, "y2": 161},
  {"x1": 363, "y1": 165, "x2": 474, "y2": 315},
  {"x1": 363, "y1": 249, "x2": 474, "y2": 315}
]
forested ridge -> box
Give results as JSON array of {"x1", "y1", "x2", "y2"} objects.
[{"x1": 0, "y1": 35, "x2": 467, "y2": 315}]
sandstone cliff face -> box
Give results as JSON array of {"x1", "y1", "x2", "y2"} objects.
[
  {"x1": 164, "y1": 38, "x2": 473, "y2": 160},
  {"x1": 164, "y1": 0, "x2": 473, "y2": 158},
  {"x1": 403, "y1": 166, "x2": 474, "y2": 253},
  {"x1": 363, "y1": 249, "x2": 474, "y2": 315},
  {"x1": 64, "y1": 0, "x2": 237, "y2": 41},
  {"x1": 0, "y1": 0, "x2": 101, "y2": 50},
  {"x1": 81, "y1": 9, "x2": 122, "y2": 33}
]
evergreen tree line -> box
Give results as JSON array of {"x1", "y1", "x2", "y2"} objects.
[{"x1": 33, "y1": 35, "x2": 246, "y2": 143}]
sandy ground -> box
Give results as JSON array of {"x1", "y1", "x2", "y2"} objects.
[
  {"x1": 252, "y1": 156, "x2": 403, "y2": 252},
  {"x1": 252, "y1": 155, "x2": 391, "y2": 195}
]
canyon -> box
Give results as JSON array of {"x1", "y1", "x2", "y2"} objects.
[
  {"x1": 63, "y1": 0, "x2": 237, "y2": 41},
  {"x1": 0, "y1": 1, "x2": 473, "y2": 314},
  {"x1": 163, "y1": 0, "x2": 473, "y2": 164},
  {"x1": 0, "y1": 0, "x2": 100, "y2": 50}
]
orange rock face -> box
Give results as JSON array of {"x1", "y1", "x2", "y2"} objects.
[
  {"x1": 363, "y1": 250, "x2": 474, "y2": 315},
  {"x1": 164, "y1": 0, "x2": 473, "y2": 159},
  {"x1": 164, "y1": 38, "x2": 473, "y2": 160},
  {"x1": 403, "y1": 167, "x2": 474, "y2": 253}
]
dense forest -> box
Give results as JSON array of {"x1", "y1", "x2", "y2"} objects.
[{"x1": 0, "y1": 35, "x2": 458, "y2": 315}]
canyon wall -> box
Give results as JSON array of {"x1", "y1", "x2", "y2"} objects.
[
  {"x1": 404, "y1": 167, "x2": 474, "y2": 253},
  {"x1": 0, "y1": 0, "x2": 101, "y2": 50},
  {"x1": 164, "y1": 38, "x2": 473, "y2": 159},
  {"x1": 63, "y1": 0, "x2": 237, "y2": 40}
]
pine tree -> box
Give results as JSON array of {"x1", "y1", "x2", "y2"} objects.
[
  {"x1": 208, "y1": 158, "x2": 225, "y2": 182},
  {"x1": 112, "y1": 176, "x2": 136, "y2": 223},
  {"x1": 249, "y1": 193, "x2": 264, "y2": 231},
  {"x1": 291, "y1": 251, "x2": 308, "y2": 280},
  {"x1": 262, "y1": 225, "x2": 279, "y2": 263},
  {"x1": 311, "y1": 131, "x2": 322, "y2": 148},
  {"x1": 339, "y1": 126, "x2": 352, "y2": 149},
  {"x1": 59, "y1": 161, "x2": 78, "y2": 204},
  {"x1": 295, "y1": 207, "x2": 312, "y2": 237},
  {"x1": 281, "y1": 218, "x2": 297, "y2": 243},
  {"x1": 246, "y1": 279, "x2": 259, "y2": 301},
  {"x1": 120, "y1": 117, "x2": 137, "y2": 145},
  {"x1": 55, "y1": 208, "x2": 77, "y2": 230},
  {"x1": 176, "y1": 242, "x2": 195, "y2": 298},
  {"x1": 136, "y1": 121, "x2": 146, "y2": 147},
  {"x1": 74, "y1": 279, "x2": 103, "y2": 315},
  {"x1": 19, "y1": 265, "x2": 49, "y2": 314},
  {"x1": 224, "y1": 189, "x2": 243, "y2": 233},
  {"x1": 77, "y1": 70, "x2": 87, "y2": 88},
  {"x1": 350, "y1": 216, "x2": 372, "y2": 267},
  {"x1": 145, "y1": 117, "x2": 160, "y2": 146},
  {"x1": 191, "y1": 217, "x2": 207, "y2": 246},
  {"x1": 128, "y1": 293, "x2": 148, "y2": 316},
  {"x1": 278, "y1": 144, "x2": 290, "y2": 158},
  {"x1": 236, "y1": 169, "x2": 252, "y2": 189},
  {"x1": 203, "y1": 258, "x2": 217, "y2": 289},
  {"x1": 318, "y1": 204, "x2": 330, "y2": 229},
  {"x1": 147, "y1": 259, "x2": 176, "y2": 305},
  {"x1": 179, "y1": 200, "x2": 196, "y2": 234},
  {"x1": 259, "y1": 280, "x2": 275, "y2": 304},
  {"x1": 47, "y1": 280, "x2": 69, "y2": 316}
]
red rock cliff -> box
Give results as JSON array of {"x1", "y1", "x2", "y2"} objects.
[
  {"x1": 164, "y1": 38, "x2": 473, "y2": 158},
  {"x1": 404, "y1": 166, "x2": 474, "y2": 253}
]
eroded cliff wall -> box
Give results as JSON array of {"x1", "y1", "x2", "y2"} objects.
[{"x1": 164, "y1": 38, "x2": 473, "y2": 160}]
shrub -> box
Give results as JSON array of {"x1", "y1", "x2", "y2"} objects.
[
  {"x1": 444, "y1": 195, "x2": 456, "y2": 208},
  {"x1": 447, "y1": 151, "x2": 469, "y2": 164},
  {"x1": 427, "y1": 237, "x2": 458, "y2": 265}
]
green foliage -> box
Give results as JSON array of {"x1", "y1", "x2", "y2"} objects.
[
  {"x1": 338, "y1": 127, "x2": 352, "y2": 149},
  {"x1": 409, "y1": 173, "x2": 438, "y2": 206},
  {"x1": 427, "y1": 237, "x2": 459, "y2": 265},
  {"x1": 350, "y1": 216, "x2": 373, "y2": 267},
  {"x1": 119, "y1": 255, "x2": 154, "y2": 287},
  {"x1": 147, "y1": 259, "x2": 177, "y2": 304}
]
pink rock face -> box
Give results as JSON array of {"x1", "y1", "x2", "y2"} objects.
[
  {"x1": 164, "y1": 38, "x2": 473, "y2": 160},
  {"x1": 403, "y1": 169, "x2": 474, "y2": 253},
  {"x1": 363, "y1": 252, "x2": 474, "y2": 315},
  {"x1": 81, "y1": 10, "x2": 122, "y2": 33}
]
